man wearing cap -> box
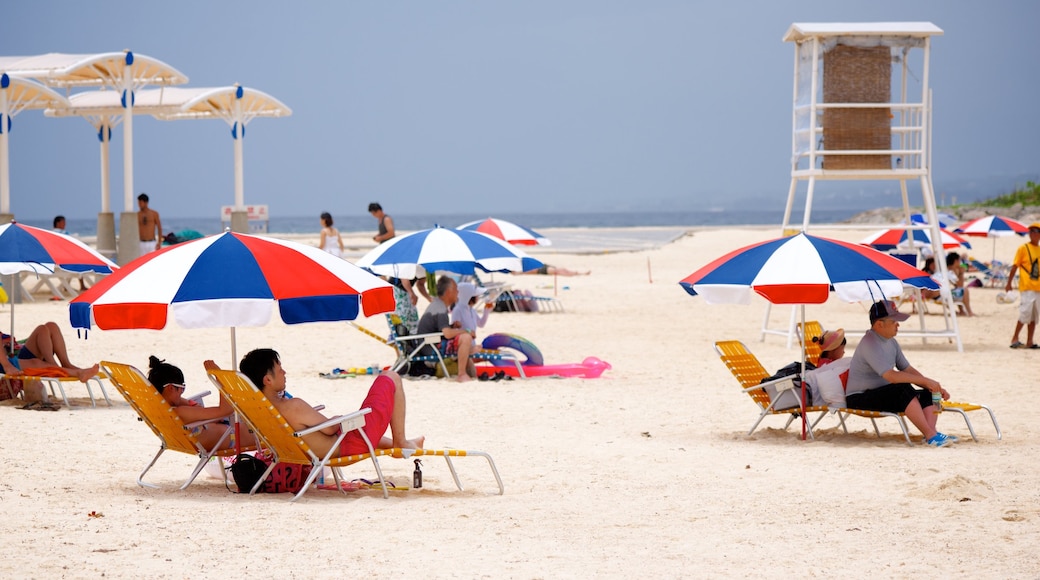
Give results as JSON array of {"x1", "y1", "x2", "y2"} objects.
[
  {"x1": 1005, "y1": 222, "x2": 1040, "y2": 349},
  {"x1": 846, "y1": 300, "x2": 955, "y2": 447}
]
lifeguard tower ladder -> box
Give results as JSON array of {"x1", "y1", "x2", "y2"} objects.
[{"x1": 766, "y1": 22, "x2": 962, "y2": 351}]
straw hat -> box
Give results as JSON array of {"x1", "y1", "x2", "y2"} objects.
[{"x1": 816, "y1": 328, "x2": 846, "y2": 353}]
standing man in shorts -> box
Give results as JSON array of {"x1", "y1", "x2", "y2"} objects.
[
  {"x1": 1005, "y1": 222, "x2": 1040, "y2": 349},
  {"x1": 231, "y1": 348, "x2": 423, "y2": 459},
  {"x1": 846, "y1": 300, "x2": 955, "y2": 447},
  {"x1": 137, "y1": 193, "x2": 163, "y2": 257}
]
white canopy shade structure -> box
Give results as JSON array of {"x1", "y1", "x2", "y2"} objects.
[
  {"x1": 45, "y1": 85, "x2": 292, "y2": 218},
  {"x1": 0, "y1": 51, "x2": 188, "y2": 212},
  {"x1": 0, "y1": 51, "x2": 187, "y2": 264},
  {"x1": 155, "y1": 85, "x2": 292, "y2": 212},
  {"x1": 0, "y1": 74, "x2": 70, "y2": 216}
]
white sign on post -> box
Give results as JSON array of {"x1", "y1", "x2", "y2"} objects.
[{"x1": 220, "y1": 205, "x2": 269, "y2": 233}]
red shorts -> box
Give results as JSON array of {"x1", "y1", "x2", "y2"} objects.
[{"x1": 340, "y1": 374, "x2": 395, "y2": 456}]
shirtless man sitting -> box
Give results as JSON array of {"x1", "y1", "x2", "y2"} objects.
[{"x1": 215, "y1": 348, "x2": 423, "y2": 459}]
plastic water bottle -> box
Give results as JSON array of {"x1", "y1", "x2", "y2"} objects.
[{"x1": 932, "y1": 390, "x2": 942, "y2": 415}]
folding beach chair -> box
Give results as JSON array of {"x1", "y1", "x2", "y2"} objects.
[
  {"x1": 0, "y1": 368, "x2": 112, "y2": 408},
  {"x1": 100, "y1": 361, "x2": 246, "y2": 489},
  {"x1": 207, "y1": 369, "x2": 504, "y2": 502},
  {"x1": 714, "y1": 340, "x2": 829, "y2": 439},
  {"x1": 383, "y1": 314, "x2": 527, "y2": 379}
]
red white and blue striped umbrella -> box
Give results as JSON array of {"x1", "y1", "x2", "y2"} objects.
[
  {"x1": 680, "y1": 232, "x2": 938, "y2": 305},
  {"x1": 70, "y1": 232, "x2": 395, "y2": 335},
  {"x1": 456, "y1": 218, "x2": 551, "y2": 246},
  {"x1": 859, "y1": 226, "x2": 971, "y2": 252},
  {"x1": 0, "y1": 222, "x2": 117, "y2": 352},
  {"x1": 909, "y1": 212, "x2": 957, "y2": 229},
  {"x1": 356, "y1": 226, "x2": 543, "y2": 279},
  {"x1": 954, "y1": 215, "x2": 1029, "y2": 261},
  {"x1": 954, "y1": 215, "x2": 1028, "y2": 238},
  {"x1": 0, "y1": 222, "x2": 116, "y2": 276}
]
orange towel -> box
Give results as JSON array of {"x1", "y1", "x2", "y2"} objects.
[{"x1": 19, "y1": 367, "x2": 71, "y2": 378}]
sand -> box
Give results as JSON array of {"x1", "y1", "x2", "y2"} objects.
[{"x1": 1, "y1": 225, "x2": 1037, "y2": 578}]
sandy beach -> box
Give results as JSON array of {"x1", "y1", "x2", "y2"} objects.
[{"x1": 1, "y1": 225, "x2": 1037, "y2": 578}]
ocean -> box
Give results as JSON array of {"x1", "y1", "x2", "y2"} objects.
[{"x1": 26, "y1": 209, "x2": 864, "y2": 238}]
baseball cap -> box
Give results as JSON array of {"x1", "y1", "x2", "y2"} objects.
[
  {"x1": 1029, "y1": 222, "x2": 1040, "y2": 232},
  {"x1": 869, "y1": 300, "x2": 910, "y2": 324}
]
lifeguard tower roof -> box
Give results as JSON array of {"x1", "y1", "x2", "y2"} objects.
[{"x1": 783, "y1": 22, "x2": 943, "y2": 42}]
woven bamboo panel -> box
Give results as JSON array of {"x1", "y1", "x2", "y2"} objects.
[{"x1": 822, "y1": 45, "x2": 891, "y2": 169}]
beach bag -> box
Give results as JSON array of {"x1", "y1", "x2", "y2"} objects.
[
  {"x1": 230, "y1": 453, "x2": 269, "y2": 493},
  {"x1": 262, "y1": 461, "x2": 313, "y2": 493},
  {"x1": 230, "y1": 452, "x2": 313, "y2": 494},
  {"x1": 761, "y1": 361, "x2": 816, "y2": 410}
]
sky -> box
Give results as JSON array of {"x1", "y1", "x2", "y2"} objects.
[{"x1": 3, "y1": 1, "x2": 1039, "y2": 221}]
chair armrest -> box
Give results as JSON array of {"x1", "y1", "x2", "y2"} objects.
[
  {"x1": 388, "y1": 332, "x2": 443, "y2": 346},
  {"x1": 293, "y1": 408, "x2": 371, "y2": 437},
  {"x1": 743, "y1": 376, "x2": 798, "y2": 393},
  {"x1": 187, "y1": 390, "x2": 211, "y2": 405},
  {"x1": 183, "y1": 414, "x2": 233, "y2": 430}
]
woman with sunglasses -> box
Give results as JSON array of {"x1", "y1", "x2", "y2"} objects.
[{"x1": 147, "y1": 355, "x2": 249, "y2": 451}]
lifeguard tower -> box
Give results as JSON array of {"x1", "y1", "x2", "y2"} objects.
[{"x1": 769, "y1": 22, "x2": 961, "y2": 351}]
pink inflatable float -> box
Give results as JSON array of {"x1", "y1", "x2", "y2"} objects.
[{"x1": 478, "y1": 333, "x2": 611, "y2": 379}]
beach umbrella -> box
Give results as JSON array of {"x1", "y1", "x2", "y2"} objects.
[
  {"x1": 456, "y1": 218, "x2": 552, "y2": 246},
  {"x1": 909, "y1": 212, "x2": 957, "y2": 229},
  {"x1": 0, "y1": 222, "x2": 117, "y2": 352},
  {"x1": 69, "y1": 231, "x2": 396, "y2": 364},
  {"x1": 679, "y1": 232, "x2": 940, "y2": 439},
  {"x1": 955, "y1": 216, "x2": 1029, "y2": 261},
  {"x1": 859, "y1": 226, "x2": 972, "y2": 252},
  {"x1": 355, "y1": 226, "x2": 543, "y2": 280}
]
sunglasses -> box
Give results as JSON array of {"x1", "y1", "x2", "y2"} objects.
[{"x1": 164, "y1": 383, "x2": 186, "y2": 392}]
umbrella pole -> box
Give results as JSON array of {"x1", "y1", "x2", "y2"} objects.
[
  {"x1": 230, "y1": 326, "x2": 242, "y2": 455},
  {"x1": 7, "y1": 275, "x2": 14, "y2": 356},
  {"x1": 800, "y1": 306, "x2": 807, "y2": 441}
]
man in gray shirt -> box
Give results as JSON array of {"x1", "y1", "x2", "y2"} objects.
[
  {"x1": 417, "y1": 275, "x2": 477, "y2": 382},
  {"x1": 846, "y1": 300, "x2": 955, "y2": 447}
]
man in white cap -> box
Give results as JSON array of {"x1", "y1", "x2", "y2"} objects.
[
  {"x1": 1005, "y1": 222, "x2": 1040, "y2": 348},
  {"x1": 845, "y1": 300, "x2": 955, "y2": 447}
]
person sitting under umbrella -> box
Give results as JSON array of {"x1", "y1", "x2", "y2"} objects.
[
  {"x1": 147, "y1": 356, "x2": 255, "y2": 452},
  {"x1": 418, "y1": 276, "x2": 478, "y2": 383},
  {"x1": 2, "y1": 322, "x2": 100, "y2": 406},
  {"x1": 845, "y1": 301, "x2": 955, "y2": 447},
  {"x1": 222, "y1": 349, "x2": 423, "y2": 458}
]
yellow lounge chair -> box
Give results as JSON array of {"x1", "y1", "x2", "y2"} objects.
[
  {"x1": 207, "y1": 368, "x2": 504, "y2": 501},
  {"x1": 100, "y1": 361, "x2": 246, "y2": 489},
  {"x1": 1, "y1": 368, "x2": 112, "y2": 408},
  {"x1": 796, "y1": 321, "x2": 1001, "y2": 442},
  {"x1": 714, "y1": 340, "x2": 830, "y2": 439}
]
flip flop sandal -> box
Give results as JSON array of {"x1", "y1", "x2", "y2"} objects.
[
  {"x1": 39, "y1": 402, "x2": 60, "y2": 411},
  {"x1": 1030, "y1": 344, "x2": 1040, "y2": 350},
  {"x1": 1010, "y1": 342, "x2": 1025, "y2": 349},
  {"x1": 18, "y1": 401, "x2": 40, "y2": 410}
]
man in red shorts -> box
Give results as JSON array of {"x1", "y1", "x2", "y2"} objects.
[{"x1": 233, "y1": 348, "x2": 424, "y2": 458}]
